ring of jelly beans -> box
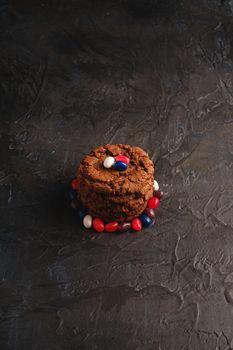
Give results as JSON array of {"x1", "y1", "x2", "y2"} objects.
[{"x1": 70, "y1": 178, "x2": 163, "y2": 233}]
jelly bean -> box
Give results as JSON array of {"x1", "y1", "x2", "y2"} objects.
[
  {"x1": 144, "y1": 207, "x2": 155, "y2": 219},
  {"x1": 153, "y1": 180, "x2": 159, "y2": 191},
  {"x1": 71, "y1": 178, "x2": 79, "y2": 190},
  {"x1": 105, "y1": 222, "x2": 119, "y2": 232},
  {"x1": 148, "y1": 196, "x2": 160, "y2": 209},
  {"x1": 83, "y1": 214, "x2": 92, "y2": 229},
  {"x1": 78, "y1": 206, "x2": 88, "y2": 221},
  {"x1": 115, "y1": 155, "x2": 130, "y2": 165},
  {"x1": 69, "y1": 189, "x2": 77, "y2": 201},
  {"x1": 139, "y1": 213, "x2": 152, "y2": 227},
  {"x1": 113, "y1": 161, "x2": 128, "y2": 171},
  {"x1": 93, "y1": 218, "x2": 105, "y2": 232},
  {"x1": 153, "y1": 190, "x2": 164, "y2": 199},
  {"x1": 132, "y1": 218, "x2": 142, "y2": 231},
  {"x1": 103, "y1": 156, "x2": 115, "y2": 168},
  {"x1": 117, "y1": 222, "x2": 131, "y2": 233}
]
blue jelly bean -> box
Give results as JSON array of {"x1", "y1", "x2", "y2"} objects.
[
  {"x1": 139, "y1": 213, "x2": 152, "y2": 227},
  {"x1": 69, "y1": 189, "x2": 77, "y2": 201},
  {"x1": 113, "y1": 161, "x2": 128, "y2": 171},
  {"x1": 78, "y1": 206, "x2": 88, "y2": 221}
]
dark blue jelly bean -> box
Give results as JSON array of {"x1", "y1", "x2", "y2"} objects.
[
  {"x1": 69, "y1": 189, "x2": 77, "y2": 201},
  {"x1": 78, "y1": 206, "x2": 88, "y2": 221},
  {"x1": 113, "y1": 161, "x2": 128, "y2": 171},
  {"x1": 139, "y1": 213, "x2": 152, "y2": 227}
]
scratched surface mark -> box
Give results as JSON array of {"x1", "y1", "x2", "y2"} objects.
[{"x1": 1, "y1": 0, "x2": 233, "y2": 349}]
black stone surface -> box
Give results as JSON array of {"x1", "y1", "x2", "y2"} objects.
[{"x1": 1, "y1": 1, "x2": 233, "y2": 349}]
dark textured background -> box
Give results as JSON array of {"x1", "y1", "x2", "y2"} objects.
[{"x1": 1, "y1": 0, "x2": 233, "y2": 349}]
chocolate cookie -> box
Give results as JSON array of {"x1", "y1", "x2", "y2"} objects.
[{"x1": 77, "y1": 144, "x2": 154, "y2": 222}]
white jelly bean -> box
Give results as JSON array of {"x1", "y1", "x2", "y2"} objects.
[
  {"x1": 83, "y1": 214, "x2": 92, "y2": 229},
  {"x1": 103, "y1": 156, "x2": 115, "y2": 168},
  {"x1": 153, "y1": 180, "x2": 159, "y2": 191}
]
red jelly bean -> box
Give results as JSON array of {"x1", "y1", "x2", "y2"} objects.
[
  {"x1": 105, "y1": 222, "x2": 119, "y2": 232},
  {"x1": 93, "y1": 218, "x2": 104, "y2": 232},
  {"x1": 115, "y1": 155, "x2": 130, "y2": 164},
  {"x1": 132, "y1": 218, "x2": 142, "y2": 231},
  {"x1": 148, "y1": 197, "x2": 160, "y2": 209},
  {"x1": 153, "y1": 190, "x2": 164, "y2": 199},
  {"x1": 71, "y1": 178, "x2": 79, "y2": 190}
]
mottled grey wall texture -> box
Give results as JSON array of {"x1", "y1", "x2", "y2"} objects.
[{"x1": 1, "y1": 1, "x2": 233, "y2": 349}]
